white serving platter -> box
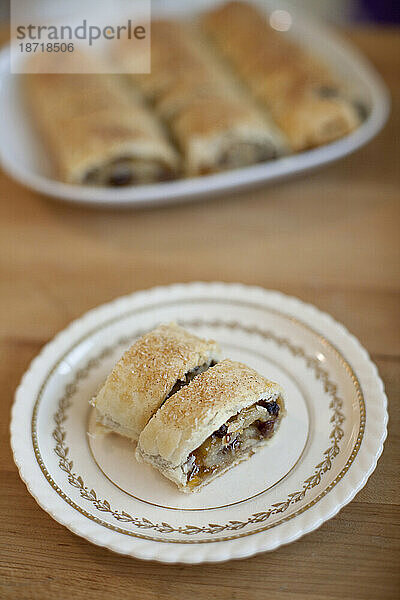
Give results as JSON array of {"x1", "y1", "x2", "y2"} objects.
[
  {"x1": 0, "y1": 0, "x2": 390, "y2": 207},
  {"x1": 11, "y1": 283, "x2": 388, "y2": 563}
]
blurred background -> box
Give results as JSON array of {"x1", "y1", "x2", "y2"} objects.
[
  {"x1": 0, "y1": 0, "x2": 398, "y2": 596},
  {"x1": 1, "y1": 0, "x2": 399, "y2": 25}
]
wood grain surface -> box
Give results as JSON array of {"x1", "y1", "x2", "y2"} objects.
[{"x1": 0, "y1": 28, "x2": 399, "y2": 600}]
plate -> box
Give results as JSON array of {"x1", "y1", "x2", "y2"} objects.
[
  {"x1": 0, "y1": 0, "x2": 390, "y2": 208},
  {"x1": 11, "y1": 283, "x2": 387, "y2": 563}
]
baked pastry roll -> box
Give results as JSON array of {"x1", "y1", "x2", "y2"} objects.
[
  {"x1": 24, "y1": 54, "x2": 179, "y2": 185},
  {"x1": 117, "y1": 20, "x2": 287, "y2": 175},
  {"x1": 136, "y1": 359, "x2": 286, "y2": 492},
  {"x1": 202, "y1": 2, "x2": 362, "y2": 151},
  {"x1": 92, "y1": 323, "x2": 221, "y2": 442}
]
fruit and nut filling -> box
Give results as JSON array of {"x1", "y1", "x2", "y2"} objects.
[
  {"x1": 218, "y1": 140, "x2": 278, "y2": 169},
  {"x1": 84, "y1": 159, "x2": 174, "y2": 186},
  {"x1": 165, "y1": 360, "x2": 218, "y2": 402},
  {"x1": 183, "y1": 399, "x2": 282, "y2": 486}
]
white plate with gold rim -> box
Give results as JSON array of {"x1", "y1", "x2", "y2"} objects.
[
  {"x1": 0, "y1": 0, "x2": 389, "y2": 208},
  {"x1": 11, "y1": 283, "x2": 387, "y2": 563}
]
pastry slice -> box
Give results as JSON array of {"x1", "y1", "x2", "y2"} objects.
[
  {"x1": 92, "y1": 323, "x2": 221, "y2": 442},
  {"x1": 202, "y1": 1, "x2": 362, "y2": 151},
  {"x1": 136, "y1": 359, "x2": 286, "y2": 492},
  {"x1": 24, "y1": 53, "x2": 179, "y2": 185},
  {"x1": 116, "y1": 20, "x2": 287, "y2": 175},
  {"x1": 35, "y1": 104, "x2": 179, "y2": 186}
]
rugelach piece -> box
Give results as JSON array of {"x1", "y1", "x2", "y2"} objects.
[
  {"x1": 202, "y1": 2, "x2": 362, "y2": 151},
  {"x1": 136, "y1": 359, "x2": 286, "y2": 492},
  {"x1": 92, "y1": 323, "x2": 221, "y2": 441}
]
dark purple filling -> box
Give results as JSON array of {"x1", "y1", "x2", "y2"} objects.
[
  {"x1": 255, "y1": 419, "x2": 276, "y2": 437},
  {"x1": 257, "y1": 399, "x2": 280, "y2": 416},
  {"x1": 352, "y1": 100, "x2": 368, "y2": 121},
  {"x1": 108, "y1": 169, "x2": 133, "y2": 186},
  {"x1": 213, "y1": 424, "x2": 228, "y2": 438},
  {"x1": 212, "y1": 399, "x2": 280, "y2": 439}
]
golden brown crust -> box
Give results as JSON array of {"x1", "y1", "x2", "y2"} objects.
[
  {"x1": 117, "y1": 20, "x2": 287, "y2": 174},
  {"x1": 93, "y1": 323, "x2": 221, "y2": 441},
  {"x1": 24, "y1": 54, "x2": 179, "y2": 184},
  {"x1": 135, "y1": 21, "x2": 219, "y2": 105},
  {"x1": 37, "y1": 107, "x2": 177, "y2": 184},
  {"x1": 137, "y1": 358, "x2": 285, "y2": 468},
  {"x1": 202, "y1": 1, "x2": 360, "y2": 151}
]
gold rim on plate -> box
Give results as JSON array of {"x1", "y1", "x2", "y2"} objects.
[{"x1": 31, "y1": 299, "x2": 365, "y2": 544}]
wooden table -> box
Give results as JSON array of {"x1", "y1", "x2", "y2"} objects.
[{"x1": 0, "y1": 28, "x2": 399, "y2": 600}]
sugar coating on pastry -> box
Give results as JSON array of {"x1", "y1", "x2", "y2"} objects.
[
  {"x1": 92, "y1": 323, "x2": 221, "y2": 441},
  {"x1": 24, "y1": 52, "x2": 180, "y2": 185},
  {"x1": 202, "y1": 1, "x2": 362, "y2": 151},
  {"x1": 117, "y1": 19, "x2": 287, "y2": 175},
  {"x1": 137, "y1": 358, "x2": 286, "y2": 492}
]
